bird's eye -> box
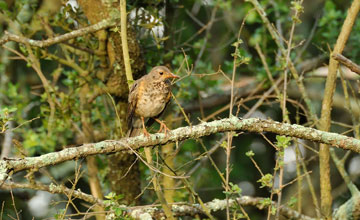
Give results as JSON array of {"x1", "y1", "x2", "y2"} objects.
[{"x1": 159, "y1": 72, "x2": 163, "y2": 75}]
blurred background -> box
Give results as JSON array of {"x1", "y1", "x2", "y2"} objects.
[{"x1": 1, "y1": 0, "x2": 360, "y2": 219}]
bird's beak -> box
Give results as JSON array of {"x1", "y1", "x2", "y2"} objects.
[{"x1": 164, "y1": 72, "x2": 179, "y2": 79}]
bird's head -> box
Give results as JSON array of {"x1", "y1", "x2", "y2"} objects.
[{"x1": 148, "y1": 66, "x2": 179, "y2": 82}]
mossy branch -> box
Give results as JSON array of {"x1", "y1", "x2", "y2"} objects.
[
  {"x1": 128, "y1": 196, "x2": 315, "y2": 220},
  {"x1": 0, "y1": 182, "x2": 315, "y2": 220}
]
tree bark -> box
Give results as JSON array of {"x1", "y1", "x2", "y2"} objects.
[{"x1": 77, "y1": 0, "x2": 145, "y2": 205}]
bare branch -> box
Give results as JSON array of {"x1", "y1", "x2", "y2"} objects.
[
  {"x1": 332, "y1": 53, "x2": 360, "y2": 75},
  {"x1": 0, "y1": 19, "x2": 116, "y2": 47}
]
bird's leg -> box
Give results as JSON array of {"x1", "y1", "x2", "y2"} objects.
[
  {"x1": 155, "y1": 118, "x2": 171, "y2": 135},
  {"x1": 141, "y1": 116, "x2": 151, "y2": 137}
]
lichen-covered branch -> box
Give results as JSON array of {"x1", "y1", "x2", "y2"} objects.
[
  {"x1": 0, "y1": 19, "x2": 116, "y2": 47},
  {"x1": 128, "y1": 196, "x2": 315, "y2": 220},
  {"x1": 0, "y1": 182, "x2": 315, "y2": 220},
  {"x1": 2, "y1": 182, "x2": 104, "y2": 206},
  {"x1": 1, "y1": 116, "x2": 360, "y2": 182}
]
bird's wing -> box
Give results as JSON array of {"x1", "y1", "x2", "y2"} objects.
[{"x1": 127, "y1": 80, "x2": 140, "y2": 130}]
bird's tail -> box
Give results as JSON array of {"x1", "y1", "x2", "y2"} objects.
[{"x1": 127, "y1": 117, "x2": 143, "y2": 137}]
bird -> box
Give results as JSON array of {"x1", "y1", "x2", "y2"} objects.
[{"x1": 127, "y1": 66, "x2": 179, "y2": 137}]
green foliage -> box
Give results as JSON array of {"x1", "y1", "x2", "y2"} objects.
[
  {"x1": 317, "y1": 1, "x2": 344, "y2": 45},
  {"x1": 214, "y1": 0, "x2": 232, "y2": 10},
  {"x1": 260, "y1": 198, "x2": 276, "y2": 215},
  {"x1": 104, "y1": 192, "x2": 132, "y2": 219},
  {"x1": 275, "y1": 135, "x2": 292, "y2": 150},
  {"x1": 257, "y1": 173, "x2": 273, "y2": 188},
  {"x1": 229, "y1": 182, "x2": 242, "y2": 197},
  {"x1": 220, "y1": 140, "x2": 228, "y2": 149},
  {"x1": 290, "y1": 1, "x2": 304, "y2": 23},
  {"x1": 287, "y1": 196, "x2": 298, "y2": 208},
  {"x1": 275, "y1": 135, "x2": 291, "y2": 167},
  {"x1": 2, "y1": 0, "x2": 359, "y2": 219},
  {"x1": 23, "y1": 128, "x2": 56, "y2": 154},
  {"x1": 315, "y1": 0, "x2": 360, "y2": 60},
  {"x1": 173, "y1": 53, "x2": 221, "y2": 102},
  {"x1": 0, "y1": 107, "x2": 17, "y2": 132},
  {"x1": 245, "y1": 150, "x2": 255, "y2": 157},
  {"x1": 54, "y1": 209, "x2": 66, "y2": 220},
  {"x1": 0, "y1": 1, "x2": 8, "y2": 10},
  {"x1": 259, "y1": 197, "x2": 272, "y2": 207},
  {"x1": 232, "y1": 39, "x2": 251, "y2": 66},
  {"x1": 104, "y1": 192, "x2": 125, "y2": 202}
]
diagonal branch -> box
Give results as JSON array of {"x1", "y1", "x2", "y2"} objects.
[
  {"x1": 332, "y1": 53, "x2": 360, "y2": 75},
  {"x1": 0, "y1": 19, "x2": 116, "y2": 47},
  {"x1": 1, "y1": 116, "x2": 360, "y2": 183}
]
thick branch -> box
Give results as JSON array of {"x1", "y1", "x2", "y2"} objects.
[
  {"x1": 1, "y1": 117, "x2": 360, "y2": 182},
  {"x1": 318, "y1": 1, "x2": 360, "y2": 217},
  {"x1": 0, "y1": 19, "x2": 116, "y2": 47}
]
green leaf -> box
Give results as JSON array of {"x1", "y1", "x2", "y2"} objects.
[
  {"x1": 275, "y1": 135, "x2": 292, "y2": 149},
  {"x1": 105, "y1": 192, "x2": 116, "y2": 199},
  {"x1": 114, "y1": 207, "x2": 123, "y2": 216},
  {"x1": 221, "y1": 141, "x2": 228, "y2": 149},
  {"x1": 259, "y1": 197, "x2": 272, "y2": 207},
  {"x1": 0, "y1": 2, "x2": 8, "y2": 10},
  {"x1": 257, "y1": 174, "x2": 273, "y2": 188},
  {"x1": 246, "y1": 150, "x2": 255, "y2": 157},
  {"x1": 287, "y1": 196, "x2": 298, "y2": 208}
]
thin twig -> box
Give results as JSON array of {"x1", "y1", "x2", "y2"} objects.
[
  {"x1": 194, "y1": 6, "x2": 218, "y2": 68},
  {"x1": 246, "y1": 0, "x2": 317, "y2": 122},
  {"x1": 275, "y1": 1, "x2": 303, "y2": 218},
  {"x1": 255, "y1": 43, "x2": 280, "y2": 96},
  {"x1": 225, "y1": 14, "x2": 250, "y2": 219},
  {"x1": 124, "y1": 143, "x2": 188, "y2": 179}
]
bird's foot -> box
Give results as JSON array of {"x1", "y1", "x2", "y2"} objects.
[
  {"x1": 156, "y1": 119, "x2": 171, "y2": 136},
  {"x1": 142, "y1": 128, "x2": 151, "y2": 137},
  {"x1": 141, "y1": 116, "x2": 151, "y2": 137}
]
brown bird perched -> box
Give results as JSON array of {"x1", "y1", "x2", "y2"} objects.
[{"x1": 127, "y1": 66, "x2": 179, "y2": 137}]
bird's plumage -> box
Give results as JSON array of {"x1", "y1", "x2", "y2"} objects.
[{"x1": 127, "y1": 66, "x2": 178, "y2": 137}]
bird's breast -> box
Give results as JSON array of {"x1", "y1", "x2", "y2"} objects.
[{"x1": 135, "y1": 81, "x2": 171, "y2": 118}]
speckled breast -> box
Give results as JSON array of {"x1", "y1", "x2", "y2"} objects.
[{"x1": 135, "y1": 81, "x2": 171, "y2": 118}]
